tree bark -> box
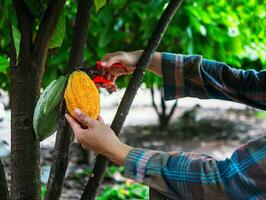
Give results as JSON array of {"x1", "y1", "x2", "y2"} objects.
[
  {"x1": 11, "y1": 0, "x2": 66, "y2": 199},
  {"x1": 45, "y1": 1, "x2": 93, "y2": 199},
  {"x1": 0, "y1": 159, "x2": 9, "y2": 200},
  {"x1": 11, "y1": 2, "x2": 40, "y2": 199},
  {"x1": 81, "y1": 0, "x2": 184, "y2": 199},
  {"x1": 32, "y1": 0, "x2": 67, "y2": 77}
]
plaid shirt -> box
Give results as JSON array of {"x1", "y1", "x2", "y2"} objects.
[{"x1": 124, "y1": 53, "x2": 266, "y2": 200}]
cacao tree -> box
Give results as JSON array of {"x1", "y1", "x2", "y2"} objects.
[
  {"x1": 0, "y1": 0, "x2": 265, "y2": 199},
  {"x1": 0, "y1": 0, "x2": 183, "y2": 199}
]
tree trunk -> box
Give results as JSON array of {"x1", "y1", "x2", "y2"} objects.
[
  {"x1": 11, "y1": 0, "x2": 66, "y2": 199},
  {"x1": 11, "y1": 1, "x2": 41, "y2": 198},
  {"x1": 11, "y1": 55, "x2": 42, "y2": 200}
]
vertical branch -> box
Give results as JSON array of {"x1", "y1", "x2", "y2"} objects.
[
  {"x1": 150, "y1": 84, "x2": 159, "y2": 115},
  {"x1": 45, "y1": 0, "x2": 93, "y2": 199},
  {"x1": 32, "y1": 0, "x2": 66, "y2": 73},
  {"x1": 81, "y1": 0, "x2": 184, "y2": 199},
  {"x1": 167, "y1": 100, "x2": 177, "y2": 121},
  {"x1": 68, "y1": 0, "x2": 93, "y2": 70},
  {"x1": 160, "y1": 89, "x2": 166, "y2": 116},
  {"x1": 0, "y1": 159, "x2": 9, "y2": 200},
  {"x1": 44, "y1": 100, "x2": 73, "y2": 200}
]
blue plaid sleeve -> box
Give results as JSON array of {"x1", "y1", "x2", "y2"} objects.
[
  {"x1": 125, "y1": 136, "x2": 266, "y2": 199},
  {"x1": 161, "y1": 52, "x2": 266, "y2": 110}
]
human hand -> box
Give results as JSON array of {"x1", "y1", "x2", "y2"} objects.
[
  {"x1": 100, "y1": 50, "x2": 142, "y2": 82},
  {"x1": 100, "y1": 50, "x2": 162, "y2": 83},
  {"x1": 65, "y1": 109, "x2": 133, "y2": 165}
]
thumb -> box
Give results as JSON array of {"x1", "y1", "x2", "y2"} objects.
[
  {"x1": 74, "y1": 108, "x2": 96, "y2": 128},
  {"x1": 97, "y1": 115, "x2": 105, "y2": 123}
]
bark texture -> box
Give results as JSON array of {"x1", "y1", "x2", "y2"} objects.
[
  {"x1": 11, "y1": 0, "x2": 66, "y2": 199},
  {"x1": 0, "y1": 159, "x2": 9, "y2": 200},
  {"x1": 45, "y1": 0, "x2": 93, "y2": 199}
]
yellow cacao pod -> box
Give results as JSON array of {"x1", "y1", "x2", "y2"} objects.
[{"x1": 64, "y1": 70, "x2": 100, "y2": 120}]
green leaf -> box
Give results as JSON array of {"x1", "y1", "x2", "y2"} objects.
[
  {"x1": 256, "y1": 111, "x2": 266, "y2": 119},
  {"x1": 11, "y1": 25, "x2": 21, "y2": 58},
  {"x1": 94, "y1": 0, "x2": 106, "y2": 12},
  {"x1": 49, "y1": 11, "x2": 66, "y2": 49},
  {"x1": 0, "y1": 55, "x2": 9, "y2": 74},
  {"x1": 0, "y1": 0, "x2": 10, "y2": 28}
]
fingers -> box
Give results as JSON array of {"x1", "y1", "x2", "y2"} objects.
[
  {"x1": 74, "y1": 108, "x2": 96, "y2": 128},
  {"x1": 97, "y1": 115, "x2": 105, "y2": 123},
  {"x1": 65, "y1": 113, "x2": 83, "y2": 133}
]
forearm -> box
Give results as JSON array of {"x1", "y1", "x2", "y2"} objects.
[
  {"x1": 161, "y1": 52, "x2": 266, "y2": 110},
  {"x1": 148, "y1": 52, "x2": 162, "y2": 76},
  {"x1": 124, "y1": 136, "x2": 266, "y2": 199}
]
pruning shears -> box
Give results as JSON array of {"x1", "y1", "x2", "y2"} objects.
[{"x1": 77, "y1": 61, "x2": 126, "y2": 93}]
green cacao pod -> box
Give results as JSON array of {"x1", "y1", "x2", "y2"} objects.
[{"x1": 33, "y1": 75, "x2": 67, "y2": 141}]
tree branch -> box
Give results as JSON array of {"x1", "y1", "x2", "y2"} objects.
[
  {"x1": 12, "y1": 0, "x2": 34, "y2": 59},
  {"x1": 150, "y1": 84, "x2": 159, "y2": 115},
  {"x1": 81, "y1": 0, "x2": 184, "y2": 199},
  {"x1": 160, "y1": 89, "x2": 166, "y2": 116},
  {"x1": 45, "y1": 1, "x2": 93, "y2": 199},
  {"x1": 167, "y1": 100, "x2": 178, "y2": 121},
  {"x1": 0, "y1": 159, "x2": 9, "y2": 200},
  {"x1": 68, "y1": 0, "x2": 93, "y2": 70},
  {"x1": 32, "y1": 0, "x2": 66, "y2": 68},
  {"x1": 44, "y1": 100, "x2": 72, "y2": 200}
]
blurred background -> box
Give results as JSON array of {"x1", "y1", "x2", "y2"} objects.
[{"x1": 0, "y1": 0, "x2": 266, "y2": 199}]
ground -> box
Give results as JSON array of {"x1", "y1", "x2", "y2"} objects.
[{"x1": 0, "y1": 89, "x2": 265, "y2": 199}]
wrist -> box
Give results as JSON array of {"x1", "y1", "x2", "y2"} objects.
[
  {"x1": 149, "y1": 52, "x2": 162, "y2": 76},
  {"x1": 106, "y1": 142, "x2": 133, "y2": 165}
]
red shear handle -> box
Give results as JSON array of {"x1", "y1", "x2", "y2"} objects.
[
  {"x1": 96, "y1": 61, "x2": 128, "y2": 70},
  {"x1": 93, "y1": 76, "x2": 111, "y2": 84}
]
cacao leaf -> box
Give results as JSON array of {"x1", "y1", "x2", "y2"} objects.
[
  {"x1": 49, "y1": 10, "x2": 66, "y2": 49},
  {"x1": 94, "y1": 0, "x2": 106, "y2": 13},
  {"x1": 11, "y1": 25, "x2": 21, "y2": 59}
]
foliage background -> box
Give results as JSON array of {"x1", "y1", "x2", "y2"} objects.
[{"x1": 0, "y1": 0, "x2": 266, "y2": 89}]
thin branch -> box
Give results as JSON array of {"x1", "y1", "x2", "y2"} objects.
[
  {"x1": 12, "y1": 0, "x2": 34, "y2": 59},
  {"x1": 45, "y1": 0, "x2": 93, "y2": 199},
  {"x1": 44, "y1": 100, "x2": 73, "y2": 200},
  {"x1": 81, "y1": 0, "x2": 184, "y2": 199},
  {"x1": 167, "y1": 100, "x2": 178, "y2": 121},
  {"x1": 32, "y1": 0, "x2": 66, "y2": 67},
  {"x1": 150, "y1": 84, "x2": 159, "y2": 115},
  {"x1": 0, "y1": 159, "x2": 9, "y2": 200},
  {"x1": 160, "y1": 88, "x2": 166, "y2": 116},
  {"x1": 68, "y1": 0, "x2": 93, "y2": 70}
]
